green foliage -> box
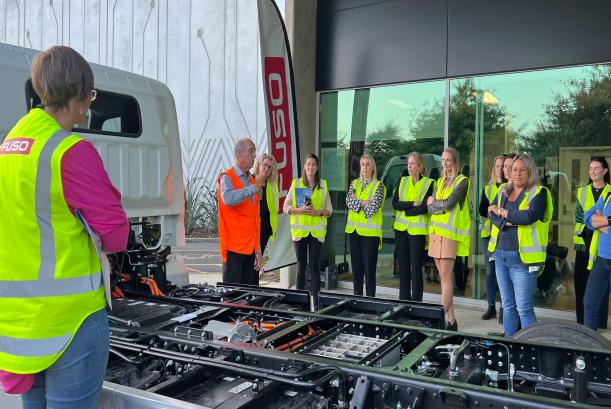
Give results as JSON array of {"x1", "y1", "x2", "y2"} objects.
[
  {"x1": 516, "y1": 66, "x2": 611, "y2": 163},
  {"x1": 184, "y1": 178, "x2": 218, "y2": 236}
]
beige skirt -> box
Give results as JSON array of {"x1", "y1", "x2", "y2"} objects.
[{"x1": 428, "y1": 233, "x2": 458, "y2": 260}]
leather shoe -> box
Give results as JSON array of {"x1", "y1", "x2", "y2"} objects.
[
  {"x1": 481, "y1": 305, "x2": 496, "y2": 320},
  {"x1": 445, "y1": 320, "x2": 458, "y2": 331}
]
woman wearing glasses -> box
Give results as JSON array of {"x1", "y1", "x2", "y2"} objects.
[{"x1": 0, "y1": 46, "x2": 128, "y2": 407}]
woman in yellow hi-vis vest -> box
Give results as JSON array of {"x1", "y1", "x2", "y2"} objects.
[
  {"x1": 427, "y1": 147, "x2": 471, "y2": 331},
  {"x1": 345, "y1": 153, "x2": 386, "y2": 297},
  {"x1": 252, "y1": 153, "x2": 280, "y2": 283},
  {"x1": 573, "y1": 157, "x2": 609, "y2": 328},
  {"x1": 479, "y1": 154, "x2": 507, "y2": 321},
  {"x1": 0, "y1": 46, "x2": 128, "y2": 406},
  {"x1": 284, "y1": 153, "x2": 332, "y2": 305},
  {"x1": 393, "y1": 152, "x2": 434, "y2": 301},
  {"x1": 488, "y1": 153, "x2": 552, "y2": 337}
]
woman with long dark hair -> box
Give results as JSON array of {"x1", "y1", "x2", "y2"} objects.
[
  {"x1": 574, "y1": 157, "x2": 610, "y2": 328},
  {"x1": 284, "y1": 153, "x2": 332, "y2": 305}
]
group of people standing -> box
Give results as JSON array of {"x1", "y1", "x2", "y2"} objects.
[
  {"x1": 218, "y1": 138, "x2": 610, "y2": 335},
  {"x1": 218, "y1": 140, "x2": 332, "y2": 303}
]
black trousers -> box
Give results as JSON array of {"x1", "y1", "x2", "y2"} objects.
[
  {"x1": 223, "y1": 250, "x2": 257, "y2": 285},
  {"x1": 294, "y1": 234, "x2": 322, "y2": 297},
  {"x1": 395, "y1": 230, "x2": 426, "y2": 301},
  {"x1": 575, "y1": 249, "x2": 608, "y2": 328},
  {"x1": 350, "y1": 233, "x2": 380, "y2": 297}
]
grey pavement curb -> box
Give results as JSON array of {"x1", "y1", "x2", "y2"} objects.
[{"x1": 186, "y1": 237, "x2": 219, "y2": 242}]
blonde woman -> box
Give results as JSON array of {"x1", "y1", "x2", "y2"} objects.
[
  {"x1": 488, "y1": 153, "x2": 553, "y2": 336},
  {"x1": 345, "y1": 153, "x2": 386, "y2": 297},
  {"x1": 252, "y1": 153, "x2": 280, "y2": 262},
  {"x1": 284, "y1": 153, "x2": 332, "y2": 303},
  {"x1": 392, "y1": 152, "x2": 434, "y2": 301},
  {"x1": 427, "y1": 147, "x2": 471, "y2": 331}
]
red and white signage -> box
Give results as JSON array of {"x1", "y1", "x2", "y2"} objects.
[
  {"x1": 258, "y1": 0, "x2": 300, "y2": 269},
  {"x1": 0, "y1": 138, "x2": 34, "y2": 155}
]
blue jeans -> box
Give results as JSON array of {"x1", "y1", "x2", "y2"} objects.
[
  {"x1": 494, "y1": 250, "x2": 538, "y2": 336},
  {"x1": 584, "y1": 257, "x2": 611, "y2": 330},
  {"x1": 483, "y1": 238, "x2": 498, "y2": 306},
  {"x1": 21, "y1": 308, "x2": 109, "y2": 409}
]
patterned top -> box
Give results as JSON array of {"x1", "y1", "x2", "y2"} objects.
[{"x1": 346, "y1": 179, "x2": 385, "y2": 219}]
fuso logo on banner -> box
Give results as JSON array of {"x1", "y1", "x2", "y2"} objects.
[{"x1": 264, "y1": 56, "x2": 293, "y2": 206}]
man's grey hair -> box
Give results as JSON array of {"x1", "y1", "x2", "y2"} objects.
[{"x1": 235, "y1": 138, "x2": 254, "y2": 157}]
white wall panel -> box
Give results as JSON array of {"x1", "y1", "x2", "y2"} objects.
[{"x1": 0, "y1": 0, "x2": 284, "y2": 189}]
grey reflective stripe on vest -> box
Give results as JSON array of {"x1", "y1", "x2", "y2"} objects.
[
  {"x1": 430, "y1": 176, "x2": 469, "y2": 236},
  {"x1": 579, "y1": 187, "x2": 587, "y2": 208},
  {"x1": 0, "y1": 333, "x2": 72, "y2": 357},
  {"x1": 0, "y1": 129, "x2": 103, "y2": 298},
  {"x1": 396, "y1": 177, "x2": 430, "y2": 228}
]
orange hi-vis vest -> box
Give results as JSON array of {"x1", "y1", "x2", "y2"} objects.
[{"x1": 217, "y1": 167, "x2": 260, "y2": 262}]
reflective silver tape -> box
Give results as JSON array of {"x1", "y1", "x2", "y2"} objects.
[
  {"x1": 0, "y1": 272, "x2": 102, "y2": 298},
  {"x1": 0, "y1": 333, "x2": 72, "y2": 357},
  {"x1": 36, "y1": 129, "x2": 71, "y2": 281}
]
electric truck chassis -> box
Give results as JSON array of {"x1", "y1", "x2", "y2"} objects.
[
  {"x1": 2, "y1": 284, "x2": 610, "y2": 408},
  {"x1": 101, "y1": 284, "x2": 611, "y2": 408}
]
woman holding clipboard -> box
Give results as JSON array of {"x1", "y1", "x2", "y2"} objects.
[{"x1": 283, "y1": 153, "x2": 332, "y2": 304}]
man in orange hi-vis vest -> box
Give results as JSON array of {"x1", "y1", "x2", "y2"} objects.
[{"x1": 218, "y1": 138, "x2": 266, "y2": 284}]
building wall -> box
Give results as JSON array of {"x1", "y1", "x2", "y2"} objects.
[{"x1": 0, "y1": 0, "x2": 285, "y2": 188}]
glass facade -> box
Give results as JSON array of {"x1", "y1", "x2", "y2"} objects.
[{"x1": 318, "y1": 64, "x2": 611, "y2": 312}]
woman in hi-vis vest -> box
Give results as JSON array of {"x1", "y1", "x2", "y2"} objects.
[
  {"x1": 345, "y1": 153, "x2": 386, "y2": 297},
  {"x1": 393, "y1": 152, "x2": 434, "y2": 302},
  {"x1": 488, "y1": 153, "x2": 552, "y2": 337},
  {"x1": 0, "y1": 46, "x2": 129, "y2": 406},
  {"x1": 427, "y1": 147, "x2": 471, "y2": 331},
  {"x1": 573, "y1": 157, "x2": 610, "y2": 328},
  {"x1": 252, "y1": 153, "x2": 280, "y2": 281},
  {"x1": 283, "y1": 153, "x2": 332, "y2": 306},
  {"x1": 479, "y1": 154, "x2": 507, "y2": 322}
]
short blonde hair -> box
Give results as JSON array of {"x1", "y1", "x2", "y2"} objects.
[
  {"x1": 407, "y1": 152, "x2": 426, "y2": 177},
  {"x1": 359, "y1": 153, "x2": 378, "y2": 181},
  {"x1": 442, "y1": 147, "x2": 460, "y2": 180},
  {"x1": 502, "y1": 153, "x2": 539, "y2": 194},
  {"x1": 31, "y1": 45, "x2": 94, "y2": 109},
  {"x1": 252, "y1": 153, "x2": 278, "y2": 185}
]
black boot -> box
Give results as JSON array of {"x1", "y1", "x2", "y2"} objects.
[
  {"x1": 498, "y1": 307, "x2": 503, "y2": 324},
  {"x1": 481, "y1": 305, "x2": 496, "y2": 320}
]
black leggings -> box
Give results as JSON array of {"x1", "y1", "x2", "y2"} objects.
[
  {"x1": 395, "y1": 230, "x2": 426, "y2": 301},
  {"x1": 349, "y1": 233, "x2": 380, "y2": 297},
  {"x1": 575, "y1": 249, "x2": 608, "y2": 328},
  {"x1": 294, "y1": 234, "x2": 322, "y2": 297}
]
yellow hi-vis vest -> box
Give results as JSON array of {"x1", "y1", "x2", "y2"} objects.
[
  {"x1": 393, "y1": 176, "x2": 433, "y2": 235},
  {"x1": 574, "y1": 184, "x2": 610, "y2": 246},
  {"x1": 266, "y1": 181, "x2": 279, "y2": 241},
  {"x1": 290, "y1": 179, "x2": 328, "y2": 240},
  {"x1": 429, "y1": 174, "x2": 471, "y2": 257},
  {"x1": 0, "y1": 108, "x2": 105, "y2": 374},
  {"x1": 488, "y1": 185, "x2": 553, "y2": 265},
  {"x1": 588, "y1": 193, "x2": 611, "y2": 270},
  {"x1": 345, "y1": 179, "x2": 386, "y2": 244},
  {"x1": 481, "y1": 182, "x2": 501, "y2": 238}
]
